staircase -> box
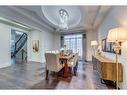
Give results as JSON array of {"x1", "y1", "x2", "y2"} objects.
[{"x1": 11, "y1": 33, "x2": 27, "y2": 58}]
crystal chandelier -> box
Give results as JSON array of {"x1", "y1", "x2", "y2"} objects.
[{"x1": 59, "y1": 9, "x2": 69, "y2": 30}]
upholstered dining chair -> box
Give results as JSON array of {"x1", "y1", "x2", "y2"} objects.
[
  {"x1": 45, "y1": 53, "x2": 63, "y2": 80},
  {"x1": 68, "y1": 53, "x2": 78, "y2": 75}
]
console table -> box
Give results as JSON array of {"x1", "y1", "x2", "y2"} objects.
[{"x1": 92, "y1": 55, "x2": 123, "y2": 83}]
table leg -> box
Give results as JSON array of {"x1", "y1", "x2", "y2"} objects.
[{"x1": 63, "y1": 59, "x2": 68, "y2": 78}]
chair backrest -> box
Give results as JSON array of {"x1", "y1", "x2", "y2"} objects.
[
  {"x1": 45, "y1": 50, "x2": 52, "y2": 53},
  {"x1": 46, "y1": 50, "x2": 59, "y2": 54},
  {"x1": 45, "y1": 53, "x2": 60, "y2": 72},
  {"x1": 72, "y1": 53, "x2": 79, "y2": 67}
]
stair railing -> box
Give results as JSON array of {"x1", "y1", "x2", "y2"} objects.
[
  {"x1": 11, "y1": 33, "x2": 27, "y2": 57},
  {"x1": 22, "y1": 49, "x2": 27, "y2": 62}
]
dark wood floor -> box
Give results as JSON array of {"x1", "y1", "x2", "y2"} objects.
[{"x1": 0, "y1": 60, "x2": 115, "y2": 89}]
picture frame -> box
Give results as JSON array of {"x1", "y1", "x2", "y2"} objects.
[
  {"x1": 101, "y1": 38, "x2": 121, "y2": 55},
  {"x1": 110, "y1": 42, "x2": 115, "y2": 53},
  {"x1": 102, "y1": 38, "x2": 106, "y2": 52},
  {"x1": 32, "y1": 40, "x2": 39, "y2": 53},
  {"x1": 106, "y1": 38, "x2": 111, "y2": 52}
]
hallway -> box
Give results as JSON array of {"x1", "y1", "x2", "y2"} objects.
[{"x1": 0, "y1": 61, "x2": 115, "y2": 89}]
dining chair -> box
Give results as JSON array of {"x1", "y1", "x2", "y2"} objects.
[
  {"x1": 68, "y1": 53, "x2": 78, "y2": 75},
  {"x1": 45, "y1": 52, "x2": 63, "y2": 80}
]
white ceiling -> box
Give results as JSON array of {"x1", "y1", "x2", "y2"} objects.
[
  {"x1": 41, "y1": 6, "x2": 81, "y2": 30},
  {"x1": 0, "y1": 6, "x2": 112, "y2": 33}
]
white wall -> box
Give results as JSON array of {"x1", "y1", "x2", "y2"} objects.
[
  {"x1": 28, "y1": 30, "x2": 61, "y2": 63},
  {"x1": 27, "y1": 29, "x2": 60, "y2": 63},
  {"x1": 0, "y1": 23, "x2": 11, "y2": 68},
  {"x1": 0, "y1": 22, "x2": 61, "y2": 67},
  {"x1": 53, "y1": 33, "x2": 61, "y2": 50},
  {"x1": 86, "y1": 30, "x2": 98, "y2": 61},
  {"x1": 41, "y1": 31, "x2": 60, "y2": 63},
  {"x1": 0, "y1": 23, "x2": 29, "y2": 68},
  {"x1": 97, "y1": 6, "x2": 127, "y2": 89},
  {"x1": 28, "y1": 30, "x2": 42, "y2": 63}
]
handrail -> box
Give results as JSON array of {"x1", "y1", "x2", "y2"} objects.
[
  {"x1": 15, "y1": 34, "x2": 24, "y2": 52},
  {"x1": 22, "y1": 49, "x2": 27, "y2": 54},
  {"x1": 15, "y1": 33, "x2": 27, "y2": 51},
  {"x1": 15, "y1": 33, "x2": 25, "y2": 46},
  {"x1": 16, "y1": 36, "x2": 27, "y2": 52},
  {"x1": 11, "y1": 33, "x2": 27, "y2": 57}
]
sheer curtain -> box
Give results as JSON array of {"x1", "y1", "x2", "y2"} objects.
[{"x1": 63, "y1": 34, "x2": 83, "y2": 58}]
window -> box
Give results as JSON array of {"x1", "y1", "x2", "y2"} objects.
[{"x1": 63, "y1": 34, "x2": 83, "y2": 58}]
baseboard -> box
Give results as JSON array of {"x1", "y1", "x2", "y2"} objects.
[
  {"x1": 28, "y1": 60, "x2": 45, "y2": 64},
  {"x1": 0, "y1": 62, "x2": 11, "y2": 68},
  {"x1": 28, "y1": 59, "x2": 42, "y2": 63}
]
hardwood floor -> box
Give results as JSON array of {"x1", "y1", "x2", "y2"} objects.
[
  {"x1": 0, "y1": 61, "x2": 45, "y2": 89},
  {"x1": 0, "y1": 60, "x2": 115, "y2": 89}
]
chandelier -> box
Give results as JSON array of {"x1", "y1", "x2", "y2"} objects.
[{"x1": 59, "y1": 9, "x2": 69, "y2": 30}]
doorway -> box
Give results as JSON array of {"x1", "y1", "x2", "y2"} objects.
[{"x1": 11, "y1": 29, "x2": 27, "y2": 64}]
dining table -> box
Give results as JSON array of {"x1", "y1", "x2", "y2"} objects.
[{"x1": 59, "y1": 53, "x2": 76, "y2": 78}]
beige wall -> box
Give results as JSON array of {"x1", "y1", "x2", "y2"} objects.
[{"x1": 97, "y1": 6, "x2": 127, "y2": 89}]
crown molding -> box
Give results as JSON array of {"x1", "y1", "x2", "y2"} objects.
[{"x1": 0, "y1": 6, "x2": 55, "y2": 32}]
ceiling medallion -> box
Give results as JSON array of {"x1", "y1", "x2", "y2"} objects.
[{"x1": 59, "y1": 9, "x2": 69, "y2": 30}]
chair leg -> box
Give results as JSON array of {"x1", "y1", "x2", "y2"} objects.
[
  {"x1": 68, "y1": 67, "x2": 71, "y2": 73},
  {"x1": 46, "y1": 70, "x2": 49, "y2": 80},
  {"x1": 56, "y1": 72, "x2": 59, "y2": 81},
  {"x1": 74, "y1": 61, "x2": 78, "y2": 76},
  {"x1": 73, "y1": 67, "x2": 76, "y2": 76},
  {"x1": 74, "y1": 65, "x2": 77, "y2": 76},
  {"x1": 68, "y1": 67, "x2": 73, "y2": 76}
]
